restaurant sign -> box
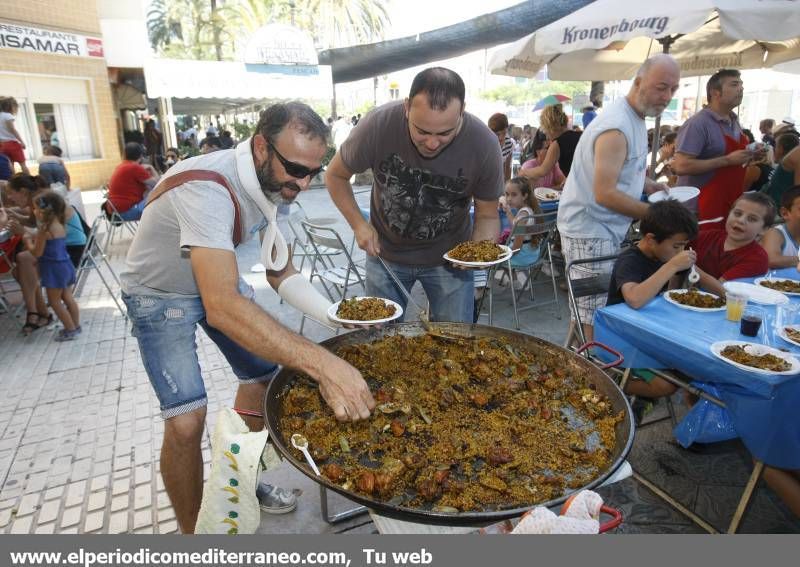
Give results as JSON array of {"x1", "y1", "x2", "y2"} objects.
[
  {"x1": 242, "y1": 24, "x2": 319, "y2": 75},
  {"x1": 0, "y1": 22, "x2": 104, "y2": 58}
]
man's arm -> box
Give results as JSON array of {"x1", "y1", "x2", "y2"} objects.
[
  {"x1": 472, "y1": 198, "x2": 501, "y2": 242},
  {"x1": 326, "y1": 152, "x2": 380, "y2": 255},
  {"x1": 672, "y1": 149, "x2": 751, "y2": 176},
  {"x1": 592, "y1": 130, "x2": 649, "y2": 220},
  {"x1": 503, "y1": 153, "x2": 512, "y2": 181},
  {"x1": 761, "y1": 228, "x2": 798, "y2": 269},
  {"x1": 191, "y1": 246, "x2": 374, "y2": 421}
]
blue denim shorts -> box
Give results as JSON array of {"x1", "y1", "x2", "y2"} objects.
[{"x1": 122, "y1": 292, "x2": 278, "y2": 419}]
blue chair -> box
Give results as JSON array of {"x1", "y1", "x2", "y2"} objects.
[{"x1": 484, "y1": 211, "x2": 561, "y2": 329}]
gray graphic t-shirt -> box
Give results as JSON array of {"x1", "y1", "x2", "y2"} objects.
[{"x1": 339, "y1": 101, "x2": 503, "y2": 266}]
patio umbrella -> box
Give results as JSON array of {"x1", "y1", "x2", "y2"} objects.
[
  {"x1": 533, "y1": 94, "x2": 571, "y2": 111},
  {"x1": 488, "y1": 0, "x2": 800, "y2": 173}
]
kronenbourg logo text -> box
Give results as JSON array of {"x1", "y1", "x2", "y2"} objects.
[{"x1": 561, "y1": 16, "x2": 670, "y2": 45}]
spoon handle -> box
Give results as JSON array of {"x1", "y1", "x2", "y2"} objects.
[{"x1": 301, "y1": 447, "x2": 320, "y2": 475}]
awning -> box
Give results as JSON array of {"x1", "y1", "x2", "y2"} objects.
[{"x1": 143, "y1": 58, "x2": 333, "y2": 110}]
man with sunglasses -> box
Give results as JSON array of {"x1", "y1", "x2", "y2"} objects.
[
  {"x1": 120, "y1": 102, "x2": 375, "y2": 533},
  {"x1": 326, "y1": 67, "x2": 504, "y2": 323}
]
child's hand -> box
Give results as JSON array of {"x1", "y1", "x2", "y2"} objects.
[{"x1": 668, "y1": 249, "x2": 696, "y2": 271}]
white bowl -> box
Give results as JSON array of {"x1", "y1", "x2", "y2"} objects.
[{"x1": 647, "y1": 186, "x2": 700, "y2": 212}]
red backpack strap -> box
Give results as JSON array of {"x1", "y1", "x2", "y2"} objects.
[{"x1": 146, "y1": 170, "x2": 242, "y2": 246}]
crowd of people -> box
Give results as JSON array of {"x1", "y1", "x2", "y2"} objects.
[{"x1": 2, "y1": 56, "x2": 799, "y2": 532}]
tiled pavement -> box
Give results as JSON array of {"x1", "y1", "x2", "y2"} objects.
[{"x1": 0, "y1": 186, "x2": 798, "y2": 535}]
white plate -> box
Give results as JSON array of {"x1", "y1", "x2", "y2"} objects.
[
  {"x1": 327, "y1": 297, "x2": 403, "y2": 325},
  {"x1": 647, "y1": 186, "x2": 700, "y2": 204},
  {"x1": 778, "y1": 324, "x2": 800, "y2": 347},
  {"x1": 753, "y1": 277, "x2": 800, "y2": 297},
  {"x1": 534, "y1": 187, "x2": 561, "y2": 202},
  {"x1": 723, "y1": 281, "x2": 789, "y2": 305},
  {"x1": 444, "y1": 244, "x2": 514, "y2": 268},
  {"x1": 710, "y1": 340, "x2": 800, "y2": 375},
  {"x1": 662, "y1": 289, "x2": 726, "y2": 312}
]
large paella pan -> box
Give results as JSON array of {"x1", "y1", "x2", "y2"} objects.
[{"x1": 264, "y1": 323, "x2": 634, "y2": 525}]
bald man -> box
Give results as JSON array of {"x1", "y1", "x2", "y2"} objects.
[{"x1": 557, "y1": 54, "x2": 681, "y2": 342}]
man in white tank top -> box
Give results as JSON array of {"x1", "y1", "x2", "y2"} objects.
[{"x1": 557, "y1": 54, "x2": 680, "y2": 342}]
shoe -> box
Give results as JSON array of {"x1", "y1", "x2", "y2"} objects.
[
  {"x1": 256, "y1": 482, "x2": 297, "y2": 514},
  {"x1": 250, "y1": 263, "x2": 266, "y2": 273},
  {"x1": 54, "y1": 328, "x2": 78, "y2": 342},
  {"x1": 631, "y1": 397, "x2": 655, "y2": 424}
]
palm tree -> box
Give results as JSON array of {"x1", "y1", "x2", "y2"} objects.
[
  {"x1": 147, "y1": 0, "x2": 184, "y2": 52},
  {"x1": 298, "y1": 0, "x2": 390, "y2": 48}
]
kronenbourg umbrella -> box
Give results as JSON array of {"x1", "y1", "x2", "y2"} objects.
[
  {"x1": 488, "y1": 0, "x2": 800, "y2": 174},
  {"x1": 489, "y1": 0, "x2": 800, "y2": 81},
  {"x1": 533, "y1": 94, "x2": 571, "y2": 111}
]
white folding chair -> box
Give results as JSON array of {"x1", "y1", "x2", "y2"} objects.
[
  {"x1": 73, "y1": 215, "x2": 126, "y2": 317},
  {"x1": 299, "y1": 220, "x2": 366, "y2": 334},
  {"x1": 100, "y1": 186, "x2": 138, "y2": 250}
]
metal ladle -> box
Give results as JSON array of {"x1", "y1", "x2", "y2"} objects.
[
  {"x1": 376, "y1": 256, "x2": 471, "y2": 344},
  {"x1": 291, "y1": 433, "x2": 320, "y2": 476}
]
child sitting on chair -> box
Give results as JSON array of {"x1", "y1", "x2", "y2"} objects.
[
  {"x1": 694, "y1": 192, "x2": 773, "y2": 296},
  {"x1": 606, "y1": 199, "x2": 703, "y2": 399},
  {"x1": 761, "y1": 185, "x2": 800, "y2": 269},
  {"x1": 499, "y1": 177, "x2": 543, "y2": 289}
]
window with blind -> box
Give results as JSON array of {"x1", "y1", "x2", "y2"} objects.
[{"x1": 0, "y1": 74, "x2": 98, "y2": 162}]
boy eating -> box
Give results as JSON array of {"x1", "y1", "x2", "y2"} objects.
[{"x1": 607, "y1": 200, "x2": 703, "y2": 399}]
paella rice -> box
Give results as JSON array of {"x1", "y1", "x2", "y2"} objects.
[
  {"x1": 336, "y1": 297, "x2": 396, "y2": 321},
  {"x1": 668, "y1": 289, "x2": 725, "y2": 309},
  {"x1": 278, "y1": 334, "x2": 623, "y2": 512},
  {"x1": 447, "y1": 240, "x2": 505, "y2": 262}
]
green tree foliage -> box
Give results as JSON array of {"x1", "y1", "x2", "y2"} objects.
[
  {"x1": 481, "y1": 80, "x2": 592, "y2": 107},
  {"x1": 147, "y1": 0, "x2": 391, "y2": 60}
]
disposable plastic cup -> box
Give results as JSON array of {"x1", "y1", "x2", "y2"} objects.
[
  {"x1": 725, "y1": 292, "x2": 748, "y2": 322},
  {"x1": 740, "y1": 307, "x2": 764, "y2": 337}
]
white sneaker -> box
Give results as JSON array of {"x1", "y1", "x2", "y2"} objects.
[
  {"x1": 250, "y1": 263, "x2": 266, "y2": 273},
  {"x1": 256, "y1": 482, "x2": 298, "y2": 514}
]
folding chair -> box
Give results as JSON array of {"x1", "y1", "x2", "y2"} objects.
[
  {"x1": 73, "y1": 215, "x2": 126, "y2": 317},
  {"x1": 299, "y1": 220, "x2": 366, "y2": 334},
  {"x1": 0, "y1": 249, "x2": 24, "y2": 326},
  {"x1": 563, "y1": 253, "x2": 619, "y2": 349},
  {"x1": 285, "y1": 202, "x2": 344, "y2": 272},
  {"x1": 100, "y1": 186, "x2": 138, "y2": 250},
  {"x1": 479, "y1": 211, "x2": 560, "y2": 329}
]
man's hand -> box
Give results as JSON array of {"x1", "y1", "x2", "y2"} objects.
[
  {"x1": 644, "y1": 181, "x2": 669, "y2": 196},
  {"x1": 667, "y1": 249, "x2": 696, "y2": 272},
  {"x1": 315, "y1": 353, "x2": 376, "y2": 422},
  {"x1": 725, "y1": 149, "x2": 752, "y2": 167},
  {"x1": 355, "y1": 222, "x2": 380, "y2": 256}
]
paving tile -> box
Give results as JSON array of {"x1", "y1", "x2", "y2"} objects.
[
  {"x1": 16, "y1": 494, "x2": 40, "y2": 517},
  {"x1": 60, "y1": 506, "x2": 81, "y2": 529},
  {"x1": 133, "y1": 509, "x2": 151, "y2": 530},
  {"x1": 37, "y1": 500, "x2": 60, "y2": 524},
  {"x1": 84, "y1": 510, "x2": 105, "y2": 533},
  {"x1": 110, "y1": 494, "x2": 128, "y2": 512},
  {"x1": 158, "y1": 519, "x2": 178, "y2": 534},
  {"x1": 90, "y1": 475, "x2": 109, "y2": 491},
  {"x1": 65, "y1": 481, "x2": 86, "y2": 507},
  {"x1": 87, "y1": 491, "x2": 106, "y2": 512},
  {"x1": 34, "y1": 523, "x2": 55, "y2": 534},
  {"x1": 112, "y1": 477, "x2": 130, "y2": 496},
  {"x1": 9, "y1": 515, "x2": 32, "y2": 534},
  {"x1": 134, "y1": 485, "x2": 151, "y2": 510}
]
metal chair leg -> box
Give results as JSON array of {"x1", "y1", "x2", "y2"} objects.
[{"x1": 319, "y1": 485, "x2": 367, "y2": 524}]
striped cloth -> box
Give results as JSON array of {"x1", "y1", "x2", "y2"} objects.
[{"x1": 501, "y1": 136, "x2": 514, "y2": 159}]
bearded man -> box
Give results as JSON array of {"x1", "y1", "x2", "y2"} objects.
[
  {"x1": 556, "y1": 54, "x2": 680, "y2": 343},
  {"x1": 120, "y1": 102, "x2": 375, "y2": 533}
]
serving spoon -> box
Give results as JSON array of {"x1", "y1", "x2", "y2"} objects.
[{"x1": 291, "y1": 433, "x2": 320, "y2": 476}]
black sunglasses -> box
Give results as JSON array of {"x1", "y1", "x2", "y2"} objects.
[{"x1": 267, "y1": 140, "x2": 323, "y2": 179}]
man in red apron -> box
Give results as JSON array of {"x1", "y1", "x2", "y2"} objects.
[{"x1": 672, "y1": 69, "x2": 761, "y2": 230}]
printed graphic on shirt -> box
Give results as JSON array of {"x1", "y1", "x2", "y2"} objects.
[{"x1": 375, "y1": 153, "x2": 470, "y2": 240}]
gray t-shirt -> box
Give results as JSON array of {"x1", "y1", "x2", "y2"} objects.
[
  {"x1": 675, "y1": 107, "x2": 744, "y2": 188},
  {"x1": 121, "y1": 143, "x2": 267, "y2": 297},
  {"x1": 339, "y1": 101, "x2": 503, "y2": 266}
]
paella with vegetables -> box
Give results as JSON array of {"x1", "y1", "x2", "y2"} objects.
[{"x1": 277, "y1": 334, "x2": 624, "y2": 513}]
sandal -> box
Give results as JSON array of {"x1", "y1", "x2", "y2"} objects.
[{"x1": 21, "y1": 312, "x2": 53, "y2": 336}]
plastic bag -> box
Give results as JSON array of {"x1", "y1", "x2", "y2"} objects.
[{"x1": 673, "y1": 383, "x2": 737, "y2": 446}]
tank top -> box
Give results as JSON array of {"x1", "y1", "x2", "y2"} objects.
[
  {"x1": 557, "y1": 97, "x2": 648, "y2": 246},
  {"x1": 65, "y1": 207, "x2": 87, "y2": 247},
  {"x1": 763, "y1": 163, "x2": 794, "y2": 209},
  {"x1": 777, "y1": 224, "x2": 799, "y2": 257}
]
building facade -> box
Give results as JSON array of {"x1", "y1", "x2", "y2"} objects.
[{"x1": 0, "y1": 1, "x2": 121, "y2": 189}]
